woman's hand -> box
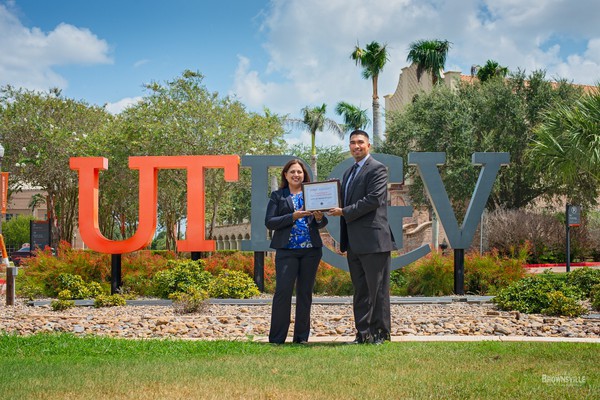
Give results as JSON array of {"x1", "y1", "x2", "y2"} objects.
[{"x1": 293, "y1": 210, "x2": 312, "y2": 220}]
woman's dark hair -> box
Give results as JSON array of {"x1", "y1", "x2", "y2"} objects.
[{"x1": 279, "y1": 159, "x2": 311, "y2": 189}]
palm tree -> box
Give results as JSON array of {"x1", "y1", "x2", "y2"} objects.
[
  {"x1": 286, "y1": 104, "x2": 343, "y2": 178},
  {"x1": 351, "y1": 41, "x2": 389, "y2": 148},
  {"x1": 335, "y1": 101, "x2": 371, "y2": 133},
  {"x1": 529, "y1": 85, "x2": 600, "y2": 207},
  {"x1": 476, "y1": 60, "x2": 509, "y2": 82},
  {"x1": 406, "y1": 39, "x2": 451, "y2": 85},
  {"x1": 28, "y1": 193, "x2": 47, "y2": 213}
]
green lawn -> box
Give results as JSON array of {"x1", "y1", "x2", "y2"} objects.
[{"x1": 0, "y1": 334, "x2": 598, "y2": 399}]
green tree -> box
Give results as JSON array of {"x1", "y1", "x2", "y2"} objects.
[
  {"x1": 288, "y1": 144, "x2": 347, "y2": 182},
  {"x1": 351, "y1": 41, "x2": 389, "y2": 148},
  {"x1": 476, "y1": 60, "x2": 509, "y2": 83},
  {"x1": 406, "y1": 39, "x2": 451, "y2": 85},
  {"x1": 2, "y1": 214, "x2": 34, "y2": 249},
  {"x1": 529, "y1": 84, "x2": 600, "y2": 207},
  {"x1": 383, "y1": 84, "x2": 477, "y2": 217},
  {"x1": 470, "y1": 70, "x2": 582, "y2": 209},
  {"x1": 335, "y1": 101, "x2": 371, "y2": 133},
  {"x1": 286, "y1": 104, "x2": 343, "y2": 178},
  {"x1": 115, "y1": 70, "x2": 286, "y2": 248},
  {"x1": 383, "y1": 69, "x2": 584, "y2": 215},
  {"x1": 0, "y1": 86, "x2": 111, "y2": 247}
]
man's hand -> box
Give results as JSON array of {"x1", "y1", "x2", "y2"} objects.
[
  {"x1": 312, "y1": 210, "x2": 324, "y2": 222},
  {"x1": 327, "y1": 208, "x2": 343, "y2": 217}
]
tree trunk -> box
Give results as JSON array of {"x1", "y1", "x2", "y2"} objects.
[
  {"x1": 310, "y1": 132, "x2": 318, "y2": 179},
  {"x1": 165, "y1": 215, "x2": 176, "y2": 251},
  {"x1": 372, "y1": 97, "x2": 381, "y2": 148},
  {"x1": 311, "y1": 154, "x2": 318, "y2": 181},
  {"x1": 209, "y1": 200, "x2": 218, "y2": 241},
  {"x1": 45, "y1": 193, "x2": 57, "y2": 249}
]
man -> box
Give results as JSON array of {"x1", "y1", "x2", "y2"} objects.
[{"x1": 328, "y1": 130, "x2": 396, "y2": 344}]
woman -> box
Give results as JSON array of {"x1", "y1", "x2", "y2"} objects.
[{"x1": 265, "y1": 159, "x2": 328, "y2": 344}]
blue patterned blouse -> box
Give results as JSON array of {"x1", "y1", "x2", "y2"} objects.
[{"x1": 287, "y1": 192, "x2": 313, "y2": 249}]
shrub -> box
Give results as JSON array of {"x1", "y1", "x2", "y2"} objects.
[
  {"x1": 203, "y1": 251, "x2": 276, "y2": 291},
  {"x1": 169, "y1": 287, "x2": 209, "y2": 314},
  {"x1": 313, "y1": 262, "x2": 353, "y2": 295},
  {"x1": 493, "y1": 273, "x2": 585, "y2": 315},
  {"x1": 86, "y1": 281, "x2": 106, "y2": 298},
  {"x1": 151, "y1": 259, "x2": 212, "y2": 298},
  {"x1": 17, "y1": 278, "x2": 46, "y2": 300},
  {"x1": 121, "y1": 250, "x2": 174, "y2": 295},
  {"x1": 94, "y1": 294, "x2": 127, "y2": 308},
  {"x1": 464, "y1": 246, "x2": 526, "y2": 295},
  {"x1": 18, "y1": 242, "x2": 173, "y2": 298},
  {"x1": 566, "y1": 267, "x2": 600, "y2": 297},
  {"x1": 51, "y1": 299, "x2": 75, "y2": 311},
  {"x1": 56, "y1": 273, "x2": 107, "y2": 299},
  {"x1": 57, "y1": 289, "x2": 73, "y2": 300},
  {"x1": 390, "y1": 268, "x2": 408, "y2": 296},
  {"x1": 403, "y1": 252, "x2": 454, "y2": 296},
  {"x1": 485, "y1": 209, "x2": 596, "y2": 263},
  {"x1": 590, "y1": 284, "x2": 600, "y2": 311},
  {"x1": 57, "y1": 273, "x2": 92, "y2": 299},
  {"x1": 542, "y1": 291, "x2": 586, "y2": 317},
  {"x1": 208, "y1": 270, "x2": 260, "y2": 299}
]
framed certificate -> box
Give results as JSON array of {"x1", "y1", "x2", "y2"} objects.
[{"x1": 302, "y1": 180, "x2": 341, "y2": 211}]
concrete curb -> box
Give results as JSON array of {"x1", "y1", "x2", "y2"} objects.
[
  {"x1": 250, "y1": 335, "x2": 600, "y2": 344},
  {"x1": 28, "y1": 295, "x2": 495, "y2": 307}
]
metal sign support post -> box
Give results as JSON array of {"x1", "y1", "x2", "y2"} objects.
[
  {"x1": 566, "y1": 222, "x2": 571, "y2": 273},
  {"x1": 566, "y1": 204, "x2": 581, "y2": 273},
  {"x1": 454, "y1": 249, "x2": 465, "y2": 295},
  {"x1": 111, "y1": 254, "x2": 122, "y2": 294},
  {"x1": 254, "y1": 251, "x2": 265, "y2": 292}
]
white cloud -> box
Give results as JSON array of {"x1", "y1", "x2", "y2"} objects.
[
  {"x1": 232, "y1": 0, "x2": 600, "y2": 139},
  {"x1": 0, "y1": 4, "x2": 112, "y2": 91},
  {"x1": 133, "y1": 59, "x2": 149, "y2": 68},
  {"x1": 104, "y1": 96, "x2": 142, "y2": 114},
  {"x1": 285, "y1": 128, "x2": 346, "y2": 149}
]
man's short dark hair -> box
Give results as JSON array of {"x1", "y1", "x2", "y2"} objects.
[{"x1": 349, "y1": 130, "x2": 370, "y2": 140}]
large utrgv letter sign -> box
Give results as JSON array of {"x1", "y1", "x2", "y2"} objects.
[{"x1": 70, "y1": 152, "x2": 509, "y2": 271}]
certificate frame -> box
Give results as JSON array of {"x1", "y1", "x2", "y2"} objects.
[{"x1": 302, "y1": 180, "x2": 341, "y2": 211}]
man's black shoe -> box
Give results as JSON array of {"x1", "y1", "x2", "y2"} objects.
[
  {"x1": 377, "y1": 330, "x2": 391, "y2": 342},
  {"x1": 347, "y1": 334, "x2": 364, "y2": 345},
  {"x1": 348, "y1": 333, "x2": 374, "y2": 344}
]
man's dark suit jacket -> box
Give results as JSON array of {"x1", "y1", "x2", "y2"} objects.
[
  {"x1": 265, "y1": 187, "x2": 328, "y2": 249},
  {"x1": 340, "y1": 156, "x2": 396, "y2": 254}
]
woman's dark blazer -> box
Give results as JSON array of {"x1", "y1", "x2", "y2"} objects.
[{"x1": 265, "y1": 187, "x2": 328, "y2": 249}]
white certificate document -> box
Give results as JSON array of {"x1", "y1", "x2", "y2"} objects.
[{"x1": 302, "y1": 180, "x2": 341, "y2": 211}]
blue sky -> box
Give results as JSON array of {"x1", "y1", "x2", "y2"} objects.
[{"x1": 1, "y1": 0, "x2": 599, "y2": 147}]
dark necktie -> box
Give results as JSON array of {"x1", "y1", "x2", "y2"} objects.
[{"x1": 344, "y1": 163, "x2": 359, "y2": 205}]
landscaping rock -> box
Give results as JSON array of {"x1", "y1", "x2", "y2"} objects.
[{"x1": 0, "y1": 299, "x2": 598, "y2": 340}]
